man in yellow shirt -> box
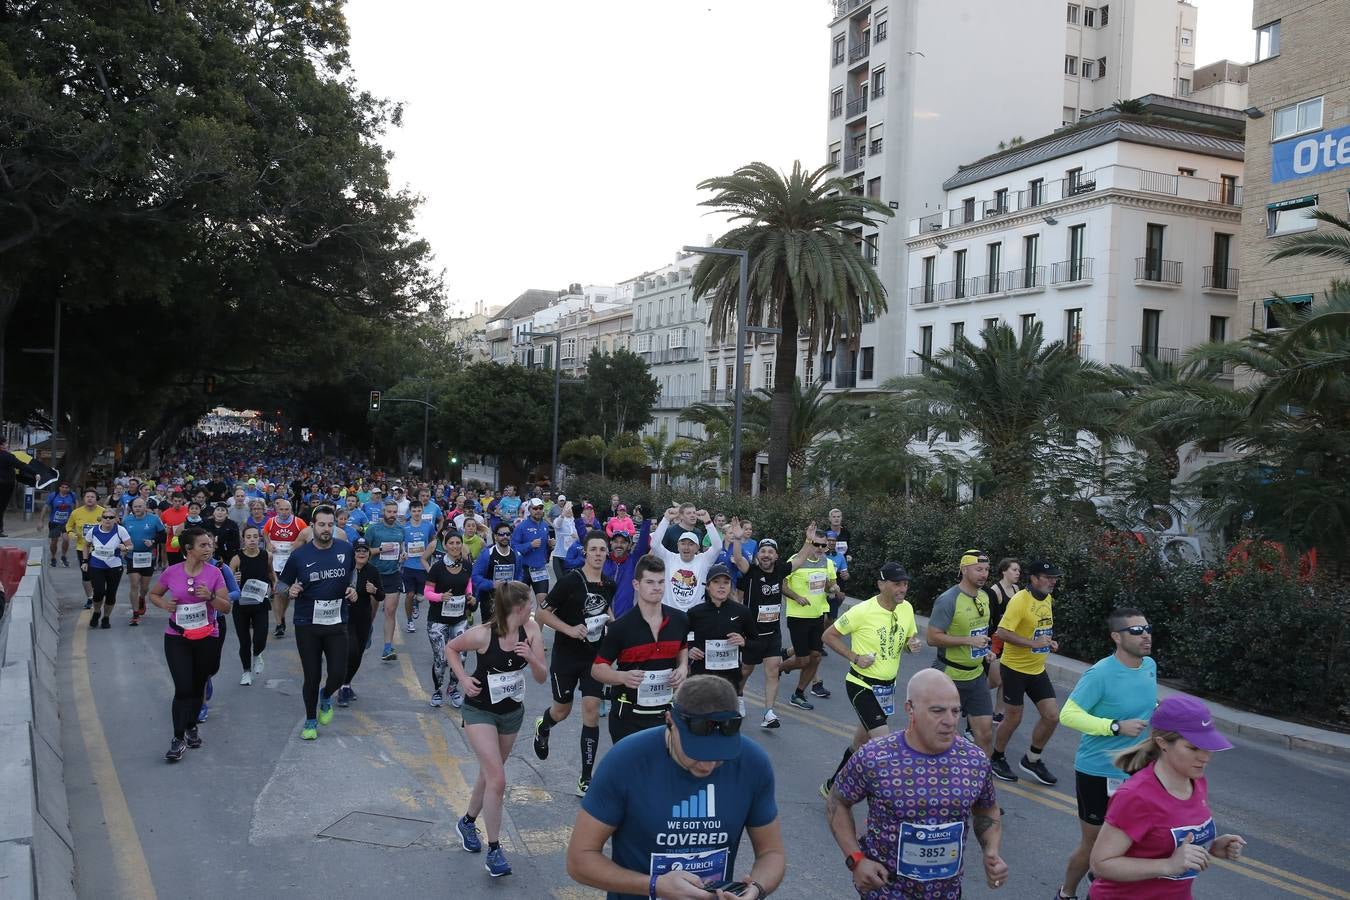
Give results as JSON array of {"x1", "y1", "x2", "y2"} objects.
[
  {"x1": 779, "y1": 523, "x2": 837, "y2": 710},
  {"x1": 992, "y1": 560, "x2": 1062, "y2": 785},
  {"x1": 65, "y1": 489, "x2": 106, "y2": 610},
  {"x1": 820, "y1": 562, "x2": 924, "y2": 797}
]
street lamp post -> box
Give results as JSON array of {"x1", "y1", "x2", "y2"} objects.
[
  {"x1": 379, "y1": 386, "x2": 437, "y2": 476},
  {"x1": 683, "y1": 245, "x2": 779, "y2": 495}
]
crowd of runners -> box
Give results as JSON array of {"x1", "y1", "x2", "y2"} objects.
[{"x1": 43, "y1": 431, "x2": 1245, "y2": 899}]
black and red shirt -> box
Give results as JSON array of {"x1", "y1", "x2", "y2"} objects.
[{"x1": 594, "y1": 604, "x2": 688, "y2": 719}]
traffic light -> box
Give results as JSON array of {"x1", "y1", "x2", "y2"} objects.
[{"x1": 369, "y1": 390, "x2": 381, "y2": 411}]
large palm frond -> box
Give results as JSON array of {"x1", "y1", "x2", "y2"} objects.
[{"x1": 1268, "y1": 209, "x2": 1350, "y2": 266}]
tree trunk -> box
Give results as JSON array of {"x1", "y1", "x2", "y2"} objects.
[{"x1": 766, "y1": 300, "x2": 799, "y2": 493}]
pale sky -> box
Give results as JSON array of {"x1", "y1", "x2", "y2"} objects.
[{"x1": 344, "y1": 0, "x2": 1255, "y2": 315}]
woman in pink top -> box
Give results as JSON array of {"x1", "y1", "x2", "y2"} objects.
[
  {"x1": 604, "y1": 504, "x2": 636, "y2": 539},
  {"x1": 148, "y1": 527, "x2": 232, "y2": 762},
  {"x1": 1089, "y1": 695, "x2": 1246, "y2": 899}
]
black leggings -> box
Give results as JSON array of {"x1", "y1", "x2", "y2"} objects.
[
  {"x1": 89, "y1": 566, "x2": 122, "y2": 607},
  {"x1": 232, "y1": 603, "x2": 269, "y2": 670},
  {"x1": 165, "y1": 633, "x2": 222, "y2": 738},
  {"x1": 345, "y1": 611, "x2": 373, "y2": 686},
  {"x1": 295, "y1": 623, "x2": 348, "y2": 719}
]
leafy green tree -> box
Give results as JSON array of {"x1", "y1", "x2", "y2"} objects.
[
  {"x1": 643, "y1": 429, "x2": 698, "y2": 486},
  {"x1": 561, "y1": 432, "x2": 647, "y2": 479},
  {"x1": 692, "y1": 161, "x2": 892, "y2": 492},
  {"x1": 582, "y1": 349, "x2": 661, "y2": 439}
]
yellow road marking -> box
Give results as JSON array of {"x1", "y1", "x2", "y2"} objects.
[
  {"x1": 72, "y1": 615, "x2": 158, "y2": 900},
  {"x1": 1223, "y1": 856, "x2": 1350, "y2": 899}
]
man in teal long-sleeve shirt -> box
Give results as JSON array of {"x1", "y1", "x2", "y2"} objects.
[{"x1": 364, "y1": 500, "x2": 406, "y2": 661}]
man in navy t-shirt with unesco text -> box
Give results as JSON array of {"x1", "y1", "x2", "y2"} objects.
[{"x1": 566, "y1": 675, "x2": 785, "y2": 900}]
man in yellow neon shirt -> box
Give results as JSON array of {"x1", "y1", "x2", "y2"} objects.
[
  {"x1": 778, "y1": 523, "x2": 837, "y2": 710},
  {"x1": 65, "y1": 489, "x2": 105, "y2": 609},
  {"x1": 820, "y1": 562, "x2": 924, "y2": 797},
  {"x1": 993, "y1": 559, "x2": 1062, "y2": 785}
]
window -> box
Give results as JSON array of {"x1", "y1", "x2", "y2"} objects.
[
  {"x1": 804, "y1": 354, "x2": 815, "y2": 385},
  {"x1": 830, "y1": 143, "x2": 842, "y2": 167},
  {"x1": 875, "y1": 19, "x2": 887, "y2": 42},
  {"x1": 1180, "y1": 28, "x2": 1192, "y2": 47},
  {"x1": 763, "y1": 360, "x2": 774, "y2": 389},
  {"x1": 1219, "y1": 174, "x2": 1239, "y2": 205},
  {"x1": 986, "y1": 242, "x2": 1002, "y2": 290},
  {"x1": 1212, "y1": 232, "x2": 1233, "y2": 287},
  {"x1": 1099, "y1": 5, "x2": 1108, "y2": 25},
  {"x1": 1084, "y1": 7, "x2": 1095, "y2": 27},
  {"x1": 953, "y1": 249, "x2": 968, "y2": 298},
  {"x1": 1022, "y1": 234, "x2": 1039, "y2": 287},
  {"x1": 1097, "y1": 57, "x2": 1107, "y2": 78},
  {"x1": 921, "y1": 255, "x2": 937, "y2": 302},
  {"x1": 1145, "y1": 223, "x2": 1166, "y2": 275},
  {"x1": 860, "y1": 347, "x2": 875, "y2": 380},
  {"x1": 1067, "y1": 3, "x2": 1080, "y2": 24},
  {"x1": 1141, "y1": 309, "x2": 1161, "y2": 356},
  {"x1": 993, "y1": 188, "x2": 1009, "y2": 213},
  {"x1": 1178, "y1": 166, "x2": 1196, "y2": 177},
  {"x1": 1020, "y1": 313, "x2": 1037, "y2": 339},
  {"x1": 867, "y1": 176, "x2": 881, "y2": 198},
  {"x1": 1264, "y1": 295, "x2": 1312, "y2": 330},
  {"x1": 869, "y1": 122, "x2": 884, "y2": 155},
  {"x1": 821, "y1": 352, "x2": 833, "y2": 382},
  {"x1": 961, "y1": 196, "x2": 976, "y2": 222},
  {"x1": 1067, "y1": 166, "x2": 1084, "y2": 189},
  {"x1": 1081, "y1": 59, "x2": 1095, "y2": 79},
  {"x1": 1267, "y1": 195, "x2": 1319, "y2": 236},
  {"x1": 919, "y1": 326, "x2": 933, "y2": 358},
  {"x1": 1273, "y1": 97, "x2": 1323, "y2": 140},
  {"x1": 1065, "y1": 56, "x2": 1078, "y2": 75},
  {"x1": 833, "y1": 34, "x2": 846, "y2": 65},
  {"x1": 1027, "y1": 178, "x2": 1045, "y2": 207},
  {"x1": 984, "y1": 317, "x2": 999, "y2": 331},
  {"x1": 951, "y1": 322, "x2": 965, "y2": 346},
  {"x1": 1256, "y1": 21, "x2": 1280, "y2": 61},
  {"x1": 1065, "y1": 308, "x2": 1084, "y2": 354},
  {"x1": 1178, "y1": 77, "x2": 1191, "y2": 95},
  {"x1": 1209, "y1": 316, "x2": 1228, "y2": 343},
  {"x1": 830, "y1": 89, "x2": 844, "y2": 118},
  {"x1": 872, "y1": 67, "x2": 886, "y2": 98}
]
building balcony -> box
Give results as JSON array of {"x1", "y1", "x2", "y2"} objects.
[
  {"x1": 1132, "y1": 346, "x2": 1181, "y2": 368},
  {"x1": 949, "y1": 205, "x2": 978, "y2": 227},
  {"x1": 843, "y1": 153, "x2": 866, "y2": 172},
  {"x1": 832, "y1": 0, "x2": 866, "y2": 18},
  {"x1": 1050, "y1": 258, "x2": 1094, "y2": 285},
  {"x1": 1004, "y1": 266, "x2": 1046, "y2": 293},
  {"x1": 845, "y1": 95, "x2": 868, "y2": 117},
  {"x1": 1135, "y1": 258, "x2": 1183, "y2": 286},
  {"x1": 655, "y1": 395, "x2": 697, "y2": 410},
  {"x1": 1202, "y1": 266, "x2": 1240, "y2": 293},
  {"x1": 1210, "y1": 182, "x2": 1243, "y2": 206},
  {"x1": 701, "y1": 389, "x2": 733, "y2": 404},
  {"x1": 848, "y1": 39, "x2": 869, "y2": 63},
  {"x1": 485, "y1": 322, "x2": 511, "y2": 342}
]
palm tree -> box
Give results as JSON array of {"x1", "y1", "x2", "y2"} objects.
[
  {"x1": 677, "y1": 401, "x2": 760, "y2": 488},
  {"x1": 755, "y1": 377, "x2": 858, "y2": 474},
  {"x1": 691, "y1": 161, "x2": 892, "y2": 493},
  {"x1": 1269, "y1": 209, "x2": 1350, "y2": 266},
  {"x1": 642, "y1": 429, "x2": 697, "y2": 486},
  {"x1": 884, "y1": 321, "x2": 1119, "y2": 491}
]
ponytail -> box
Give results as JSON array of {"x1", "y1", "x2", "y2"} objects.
[{"x1": 1112, "y1": 728, "x2": 1181, "y2": 775}]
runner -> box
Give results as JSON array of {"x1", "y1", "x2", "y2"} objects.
[
  {"x1": 686, "y1": 564, "x2": 752, "y2": 717},
  {"x1": 604, "y1": 503, "x2": 635, "y2": 539},
  {"x1": 566, "y1": 675, "x2": 785, "y2": 900},
  {"x1": 823, "y1": 530, "x2": 849, "y2": 629},
  {"x1": 1088, "y1": 695, "x2": 1245, "y2": 898},
  {"x1": 658, "y1": 502, "x2": 706, "y2": 553},
  {"x1": 473, "y1": 520, "x2": 523, "y2": 625},
  {"x1": 44, "y1": 480, "x2": 76, "y2": 567},
  {"x1": 820, "y1": 562, "x2": 924, "y2": 797},
  {"x1": 495, "y1": 484, "x2": 522, "y2": 524},
  {"x1": 447, "y1": 580, "x2": 547, "y2": 879},
  {"x1": 423, "y1": 531, "x2": 477, "y2": 709},
  {"x1": 992, "y1": 559, "x2": 1063, "y2": 785},
  {"x1": 602, "y1": 513, "x2": 651, "y2": 620},
  {"x1": 511, "y1": 497, "x2": 554, "y2": 606},
  {"x1": 158, "y1": 492, "x2": 189, "y2": 566},
  {"x1": 148, "y1": 528, "x2": 231, "y2": 762},
  {"x1": 734, "y1": 528, "x2": 791, "y2": 730},
  {"x1": 338, "y1": 537, "x2": 383, "y2": 706},
  {"x1": 986, "y1": 558, "x2": 1021, "y2": 725},
  {"x1": 1055, "y1": 607, "x2": 1158, "y2": 900},
  {"x1": 591, "y1": 555, "x2": 690, "y2": 745},
  {"x1": 927, "y1": 550, "x2": 999, "y2": 756},
  {"x1": 400, "y1": 500, "x2": 436, "y2": 633},
  {"x1": 361, "y1": 486, "x2": 385, "y2": 526},
  {"x1": 276, "y1": 506, "x2": 356, "y2": 741},
  {"x1": 827, "y1": 507, "x2": 852, "y2": 562},
  {"x1": 122, "y1": 498, "x2": 166, "y2": 624},
  {"x1": 66, "y1": 489, "x2": 105, "y2": 610},
  {"x1": 532, "y1": 533, "x2": 616, "y2": 796},
  {"x1": 651, "y1": 506, "x2": 723, "y2": 613},
  {"x1": 362, "y1": 500, "x2": 405, "y2": 661},
  {"x1": 551, "y1": 500, "x2": 578, "y2": 580},
  {"x1": 263, "y1": 499, "x2": 306, "y2": 640},
  {"x1": 204, "y1": 502, "x2": 241, "y2": 563},
  {"x1": 826, "y1": 668, "x2": 1008, "y2": 897},
  {"x1": 225, "y1": 487, "x2": 251, "y2": 529},
  {"x1": 82, "y1": 507, "x2": 132, "y2": 629},
  {"x1": 778, "y1": 524, "x2": 837, "y2": 709},
  {"x1": 417, "y1": 486, "x2": 443, "y2": 530},
  {"x1": 343, "y1": 493, "x2": 369, "y2": 535},
  {"x1": 229, "y1": 525, "x2": 275, "y2": 685}
]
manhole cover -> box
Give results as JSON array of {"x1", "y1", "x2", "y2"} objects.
[{"x1": 318, "y1": 811, "x2": 432, "y2": 848}]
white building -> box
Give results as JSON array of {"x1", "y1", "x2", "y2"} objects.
[
  {"x1": 823, "y1": 0, "x2": 1200, "y2": 388},
  {"x1": 627, "y1": 253, "x2": 708, "y2": 440},
  {"x1": 1186, "y1": 60, "x2": 1249, "y2": 111},
  {"x1": 904, "y1": 95, "x2": 1244, "y2": 403}
]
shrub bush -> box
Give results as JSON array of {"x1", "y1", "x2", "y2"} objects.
[{"x1": 563, "y1": 476, "x2": 1349, "y2": 722}]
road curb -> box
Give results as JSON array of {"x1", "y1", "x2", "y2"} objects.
[{"x1": 0, "y1": 541, "x2": 77, "y2": 900}]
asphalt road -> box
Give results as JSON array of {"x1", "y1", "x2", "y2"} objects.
[{"x1": 52, "y1": 561, "x2": 1350, "y2": 900}]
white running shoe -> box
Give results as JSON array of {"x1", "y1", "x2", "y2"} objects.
[
  {"x1": 405, "y1": 621, "x2": 416, "y2": 633},
  {"x1": 760, "y1": 709, "x2": 781, "y2": 729},
  {"x1": 737, "y1": 697, "x2": 747, "y2": 718},
  {"x1": 240, "y1": 671, "x2": 253, "y2": 686},
  {"x1": 252, "y1": 654, "x2": 264, "y2": 675}
]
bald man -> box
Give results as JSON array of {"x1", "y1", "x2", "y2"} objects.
[{"x1": 826, "y1": 669, "x2": 1008, "y2": 897}]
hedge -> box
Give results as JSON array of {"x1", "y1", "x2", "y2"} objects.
[{"x1": 563, "y1": 475, "x2": 1349, "y2": 723}]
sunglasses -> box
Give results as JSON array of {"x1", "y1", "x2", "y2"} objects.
[
  {"x1": 1118, "y1": 624, "x2": 1153, "y2": 636},
  {"x1": 812, "y1": 542, "x2": 829, "y2": 549},
  {"x1": 495, "y1": 532, "x2": 511, "y2": 538},
  {"x1": 678, "y1": 713, "x2": 743, "y2": 738},
  {"x1": 100, "y1": 515, "x2": 117, "y2": 520}
]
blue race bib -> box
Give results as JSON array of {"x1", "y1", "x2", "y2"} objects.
[
  {"x1": 872, "y1": 682, "x2": 896, "y2": 717},
  {"x1": 897, "y1": 821, "x2": 965, "y2": 882},
  {"x1": 649, "y1": 847, "x2": 729, "y2": 886},
  {"x1": 1167, "y1": 819, "x2": 1216, "y2": 880},
  {"x1": 1032, "y1": 626, "x2": 1054, "y2": 654},
  {"x1": 969, "y1": 626, "x2": 989, "y2": 659}
]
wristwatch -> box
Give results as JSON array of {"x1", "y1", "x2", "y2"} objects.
[
  {"x1": 1110, "y1": 719, "x2": 1121, "y2": 735},
  {"x1": 845, "y1": 850, "x2": 866, "y2": 870}
]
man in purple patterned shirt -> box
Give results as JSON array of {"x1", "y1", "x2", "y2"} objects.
[{"x1": 825, "y1": 668, "x2": 1008, "y2": 899}]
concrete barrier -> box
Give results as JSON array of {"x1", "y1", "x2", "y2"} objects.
[{"x1": 0, "y1": 542, "x2": 76, "y2": 900}]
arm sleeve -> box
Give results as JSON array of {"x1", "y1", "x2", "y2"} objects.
[
  {"x1": 833, "y1": 609, "x2": 856, "y2": 636},
  {"x1": 541, "y1": 573, "x2": 571, "y2": 611},
  {"x1": 278, "y1": 554, "x2": 299, "y2": 589},
  {"x1": 1103, "y1": 785, "x2": 1154, "y2": 844},
  {"x1": 594, "y1": 626, "x2": 621, "y2": 667},
  {"x1": 510, "y1": 522, "x2": 530, "y2": 555},
  {"x1": 471, "y1": 548, "x2": 489, "y2": 582},
  {"x1": 699, "y1": 525, "x2": 723, "y2": 559},
  {"x1": 220, "y1": 566, "x2": 241, "y2": 602},
  {"x1": 651, "y1": 517, "x2": 670, "y2": 548},
  {"x1": 928, "y1": 593, "x2": 956, "y2": 631},
  {"x1": 1060, "y1": 698, "x2": 1115, "y2": 737}
]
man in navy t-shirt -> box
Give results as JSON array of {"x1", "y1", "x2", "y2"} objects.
[{"x1": 566, "y1": 676, "x2": 785, "y2": 900}]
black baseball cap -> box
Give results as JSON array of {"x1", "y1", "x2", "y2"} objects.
[
  {"x1": 1026, "y1": 560, "x2": 1063, "y2": 577},
  {"x1": 353, "y1": 538, "x2": 370, "y2": 551},
  {"x1": 706, "y1": 564, "x2": 734, "y2": 582},
  {"x1": 880, "y1": 562, "x2": 911, "y2": 582}
]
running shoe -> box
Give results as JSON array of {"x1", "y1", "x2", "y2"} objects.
[
  {"x1": 345, "y1": 686, "x2": 358, "y2": 702},
  {"x1": 197, "y1": 704, "x2": 209, "y2": 722},
  {"x1": 100, "y1": 617, "x2": 110, "y2": 629},
  {"x1": 789, "y1": 692, "x2": 814, "y2": 711},
  {"x1": 783, "y1": 645, "x2": 794, "y2": 659},
  {"x1": 301, "y1": 719, "x2": 318, "y2": 740},
  {"x1": 429, "y1": 691, "x2": 443, "y2": 708},
  {"x1": 992, "y1": 712, "x2": 1005, "y2": 725},
  {"x1": 184, "y1": 726, "x2": 203, "y2": 749},
  {"x1": 447, "y1": 687, "x2": 463, "y2": 709},
  {"x1": 381, "y1": 644, "x2": 397, "y2": 661},
  {"x1": 457, "y1": 817, "x2": 482, "y2": 853},
  {"x1": 990, "y1": 755, "x2": 1018, "y2": 782},
  {"x1": 761, "y1": 710, "x2": 781, "y2": 729},
  {"x1": 318, "y1": 697, "x2": 334, "y2": 726},
  {"x1": 336, "y1": 686, "x2": 351, "y2": 707},
  {"x1": 89, "y1": 612, "x2": 100, "y2": 628},
  {"x1": 84, "y1": 599, "x2": 93, "y2": 610},
  {"x1": 810, "y1": 681, "x2": 831, "y2": 699},
  {"x1": 532, "y1": 717, "x2": 550, "y2": 760},
  {"x1": 1019, "y1": 755, "x2": 1058, "y2": 786},
  {"x1": 129, "y1": 614, "x2": 140, "y2": 627},
  {"x1": 164, "y1": 738, "x2": 186, "y2": 762},
  {"x1": 253, "y1": 654, "x2": 265, "y2": 675},
  {"x1": 405, "y1": 621, "x2": 416, "y2": 634},
  {"x1": 736, "y1": 697, "x2": 746, "y2": 717},
  {"x1": 274, "y1": 624, "x2": 286, "y2": 639},
  {"x1": 205, "y1": 678, "x2": 214, "y2": 701},
  {"x1": 484, "y1": 847, "x2": 512, "y2": 877},
  {"x1": 412, "y1": 601, "x2": 421, "y2": 621},
  {"x1": 62, "y1": 556, "x2": 70, "y2": 568},
  {"x1": 240, "y1": 672, "x2": 253, "y2": 686},
  {"x1": 575, "y1": 776, "x2": 590, "y2": 797}
]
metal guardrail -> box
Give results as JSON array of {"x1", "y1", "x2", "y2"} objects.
[
  {"x1": 1132, "y1": 346, "x2": 1181, "y2": 366},
  {"x1": 1202, "y1": 266, "x2": 1239, "y2": 291},
  {"x1": 1051, "y1": 258, "x2": 1094, "y2": 283},
  {"x1": 1135, "y1": 258, "x2": 1183, "y2": 285}
]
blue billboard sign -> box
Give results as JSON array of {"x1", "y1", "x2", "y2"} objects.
[{"x1": 1272, "y1": 124, "x2": 1350, "y2": 183}]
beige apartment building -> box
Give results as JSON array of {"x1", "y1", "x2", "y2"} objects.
[{"x1": 1239, "y1": 0, "x2": 1350, "y2": 332}]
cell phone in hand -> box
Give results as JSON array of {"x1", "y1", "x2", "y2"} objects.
[{"x1": 704, "y1": 881, "x2": 747, "y2": 896}]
